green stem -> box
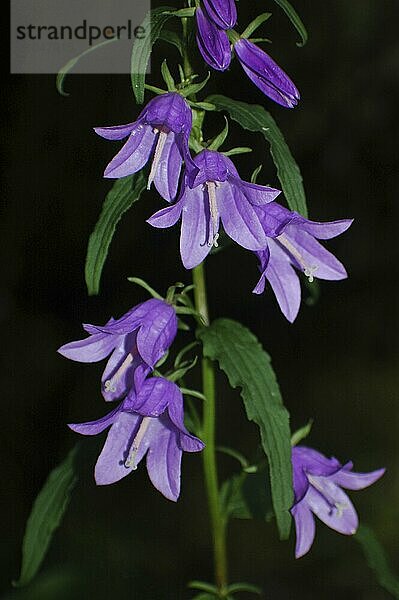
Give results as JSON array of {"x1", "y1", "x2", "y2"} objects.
[{"x1": 193, "y1": 263, "x2": 228, "y2": 594}]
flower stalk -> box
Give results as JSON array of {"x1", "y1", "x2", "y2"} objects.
[{"x1": 193, "y1": 262, "x2": 228, "y2": 594}]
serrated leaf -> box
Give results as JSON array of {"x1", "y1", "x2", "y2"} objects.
[
  {"x1": 85, "y1": 173, "x2": 147, "y2": 295},
  {"x1": 13, "y1": 446, "x2": 80, "y2": 587},
  {"x1": 198, "y1": 319, "x2": 293, "y2": 539},
  {"x1": 56, "y1": 38, "x2": 118, "y2": 97},
  {"x1": 131, "y1": 6, "x2": 175, "y2": 103},
  {"x1": 355, "y1": 525, "x2": 399, "y2": 599},
  {"x1": 271, "y1": 0, "x2": 308, "y2": 47},
  {"x1": 208, "y1": 95, "x2": 307, "y2": 217}
]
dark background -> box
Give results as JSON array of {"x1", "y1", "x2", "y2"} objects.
[{"x1": 2, "y1": 0, "x2": 398, "y2": 598}]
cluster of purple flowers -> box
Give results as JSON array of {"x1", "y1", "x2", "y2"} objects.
[
  {"x1": 58, "y1": 299, "x2": 204, "y2": 501},
  {"x1": 195, "y1": 0, "x2": 300, "y2": 108},
  {"x1": 96, "y1": 89, "x2": 352, "y2": 322}
]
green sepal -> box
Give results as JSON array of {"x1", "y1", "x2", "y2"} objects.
[
  {"x1": 127, "y1": 277, "x2": 163, "y2": 299},
  {"x1": 291, "y1": 420, "x2": 313, "y2": 446},
  {"x1": 227, "y1": 582, "x2": 262, "y2": 596},
  {"x1": 179, "y1": 72, "x2": 211, "y2": 98},
  {"x1": 270, "y1": 0, "x2": 308, "y2": 47},
  {"x1": 222, "y1": 147, "x2": 252, "y2": 157},
  {"x1": 251, "y1": 164, "x2": 263, "y2": 183},
  {"x1": 164, "y1": 7, "x2": 196, "y2": 17},
  {"x1": 161, "y1": 59, "x2": 176, "y2": 91},
  {"x1": 208, "y1": 117, "x2": 229, "y2": 151},
  {"x1": 241, "y1": 13, "x2": 272, "y2": 39}
]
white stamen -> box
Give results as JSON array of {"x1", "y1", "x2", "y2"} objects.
[
  {"x1": 206, "y1": 181, "x2": 219, "y2": 247},
  {"x1": 147, "y1": 130, "x2": 168, "y2": 190},
  {"x1": 276, "y1": 233, "x2": 318, "y2": 282},
  {"x1": 125, "y1": 417, "x2": 152, "y2": 469},
  {"x1": 104, "y1": 353, "x2": 134, "y2": 393}
]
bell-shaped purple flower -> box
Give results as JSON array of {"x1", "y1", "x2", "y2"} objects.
[
  {"x1": 58, "y1": 298, "x2": 178, "y2": 402},
  {"x1": 196, "y1": 7, "x2": 231, "y2": 72},
  {"x1": 202, "y1": 0, "x2": 237, "y2": 29},
  {"x1": 94, "y1": 92, "x2": 196, "y2": 202},
  {"x1": 147, "y1": 149, "x2": 281, "y2": 269},
  {"x1": 234, "y1": 39, "x2": 300, "y2": 108},
  {"x1": 69, "y1": 376, "x2": 205, "y2": 501},
  {"x1": 253, "y1": 203, "x2": 353, "y2": 322},
  {"x1": 291, "y1": 445, "x2": 385, "y2": 558}
]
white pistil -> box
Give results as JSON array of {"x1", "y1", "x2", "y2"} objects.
[
  {"x1": 276, "y1": 233, "x2": 318, "y2": 282},
  {"x1": 147, "y1": 129, "x2": 168, "y2": 190},
  {"x1": 206, "y1": 181, "x2": 219, "y2": 248},
  {"x1": 104, "y1": 353, "x2": 134, "y2": 393},
  {"x1": 125, "y1": 417, "x2": 152, "y2": 469}
]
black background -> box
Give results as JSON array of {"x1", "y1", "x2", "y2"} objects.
[{"x1": 2, "y1": 0, "x2": 398, "y2": 598}]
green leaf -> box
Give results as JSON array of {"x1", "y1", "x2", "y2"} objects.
[
  {"x1": 208, "y1": 117, "x2": 229, "y2": 151},
  {"x1": 164, "y1": 7, "x2": 196, "y2": 17},
  {"x1": 241, "y1": 12, "x2": 272, "y2": 40},
  {"x1": 56, "y1": 38, "x2": 118, "y2": 97},
  {"x1": 131, "y1": 6, "x2": 175, "y2": 103},
  {"x1": 85, "y1": 173, "x2": 147, "y2": 295},
  {"x1": 355, "y1": 525, "x2": 399, "y2": 599},
  {"x1": 208, "y1": 95, "x2": 307, "y2": 216},
  {"x1": 158, "y1": 29, "x2": 183, "y2": 56},
  {"x1": 291, "y1": 419, "x2": 313, "y2": 446},
  {"x1": 198, "y1": 319, "x2": 293, "y2": 538},
  {"x1": 188, "y1": 581, "x2": 218, "y2": 594},
  {"x1": 13, "y1": 446, "x2": 80, "y2": 587},
  {"x1": 220, "y1": 470, "x2": 273, "y2": 522},
  {"x1": 270, "y1": 0, "x2": 308, "y2": 47},
  {"x1": 227, "y1": 582, "x2": 262, "y2": 595}
]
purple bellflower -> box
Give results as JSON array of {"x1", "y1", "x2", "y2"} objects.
[
  {"x1": 202, "y1": 0, "x2": 237, "y2": 29},
  {"x1": 234, "y1": 39, "x2": 300, "y2": 108},
  {"x1": 196, "y1": 7, "x2": 231, "y2": 72},
  {"x1": 147, "y1": 149, "x2": 281, "y2": 269},
  {"x1": 253, "y1": 203, "x2": 353, "y2": 322},
  {"x1": 69, "y1": 374, "x2": 205, "y2": 501},
  {"x1": 58, "y1": 298, "x2": 177, "y2": 402},
  {"x1": 94, "y1": 92, "x2": 196, "y2": 202},
  {"x1": 291, "y1": 446, "x2": 385, "y2": 558}
]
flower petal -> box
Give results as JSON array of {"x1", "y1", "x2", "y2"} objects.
[
  {"x1": 101, "y1": 332, "x2": 141, "y2": 402},
  {"x1": 290, "y1": 216, "x2": 354, "y2": 240},
  {"x1": 291, "y1": 500, "x2": 316, "y2": 558},
  {"x1": 94, "y1": 411, "x2": 142, "y2": 485},
  {"x1": 257, "y1": 240, "x2": 301, "y2": 323},
  {"x1": 292, "y1": 446, "x2": 342, "y2": 476},
  {"x1": 333, "y1": 466, "x2": 385, "y2": 490},
  {"x1": 69, "y1": 404, "x2": 122, "y2": 435},
  {"x1": 94, "y1": 122, "x2": 136, "y2": 141},
  {"x1": 167, "y1": 387, "x2": 205, "y2": 453},
  {"x1": 58, "y1": 331, "x2": 116, "y2": 363},
  {"x1": 282, "y1": 227, "x2": 348, "y2": 280},
  {"x1": 136, "y1": 302, "x2": 178, "y2": 367},
  {"x1": 231, "y1": 177, "x2": 281, "y2": 206},
  {"x1": 145, "y1": 415, "x2": 182, "y2": 501},
  {"x1": 153, "y1": 132, "x2": 182, "y2": 202},
  {"x1": 196, "y1": 7, "x2": 231, "y2": 72},
  {"x1": 147, "y1": 194, "x2": 186, "y2": 228},
  {"x1": 202, "y1": 0, "x2": 237, "y2": 29},
  {"x1": 307, "y1": 480, "x2": 359, "y2": 535},
  {"x1": 218, "y1": 181, "x2": 267, "y2": 250},
  {"x1": 128, "y1": 377, "x2": 177, "y2": 417},
  {"x1": 103, "y1": 124, "x2": 156, "y2": 178},
  {"x1": 180, "y1": 186, "x2": 213, "y2": 269}
]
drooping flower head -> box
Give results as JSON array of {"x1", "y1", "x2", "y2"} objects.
[
  {"x1": 202, "y1": 0, "x2": 237, "y2": 30},
  {"x1": 95, "y1": 92, "x2": 196, "y2": 201},
  {"x1": 196, "y1": 7, "x2": 231, "y2": 72},
  {"x1": 234, "y1": 39, "x2": 300, "y2": 108},
  {"x1": 291, "y1": 445, "x2": 385, "y2": 558},
  {"x1": 58, "y1": 298, "x2": 178, "y2": 402},
  {"x1": 147, "y1": 149, "x2": 281, "y2": 269},
  {"x1": 253, "y1": 203, "x2": 353, "y2": 322},
  {"x1": 69, "y1": 375, "x2": 204, "y2": 501}
]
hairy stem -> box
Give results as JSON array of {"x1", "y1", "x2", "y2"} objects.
[{"x1": 193, "y1": 263, "x2": 228, "y2": 594}]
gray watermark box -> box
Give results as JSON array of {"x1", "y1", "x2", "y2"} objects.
[{"x1": 10, "y1": 0, "x2": 151, "y2": 74}]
